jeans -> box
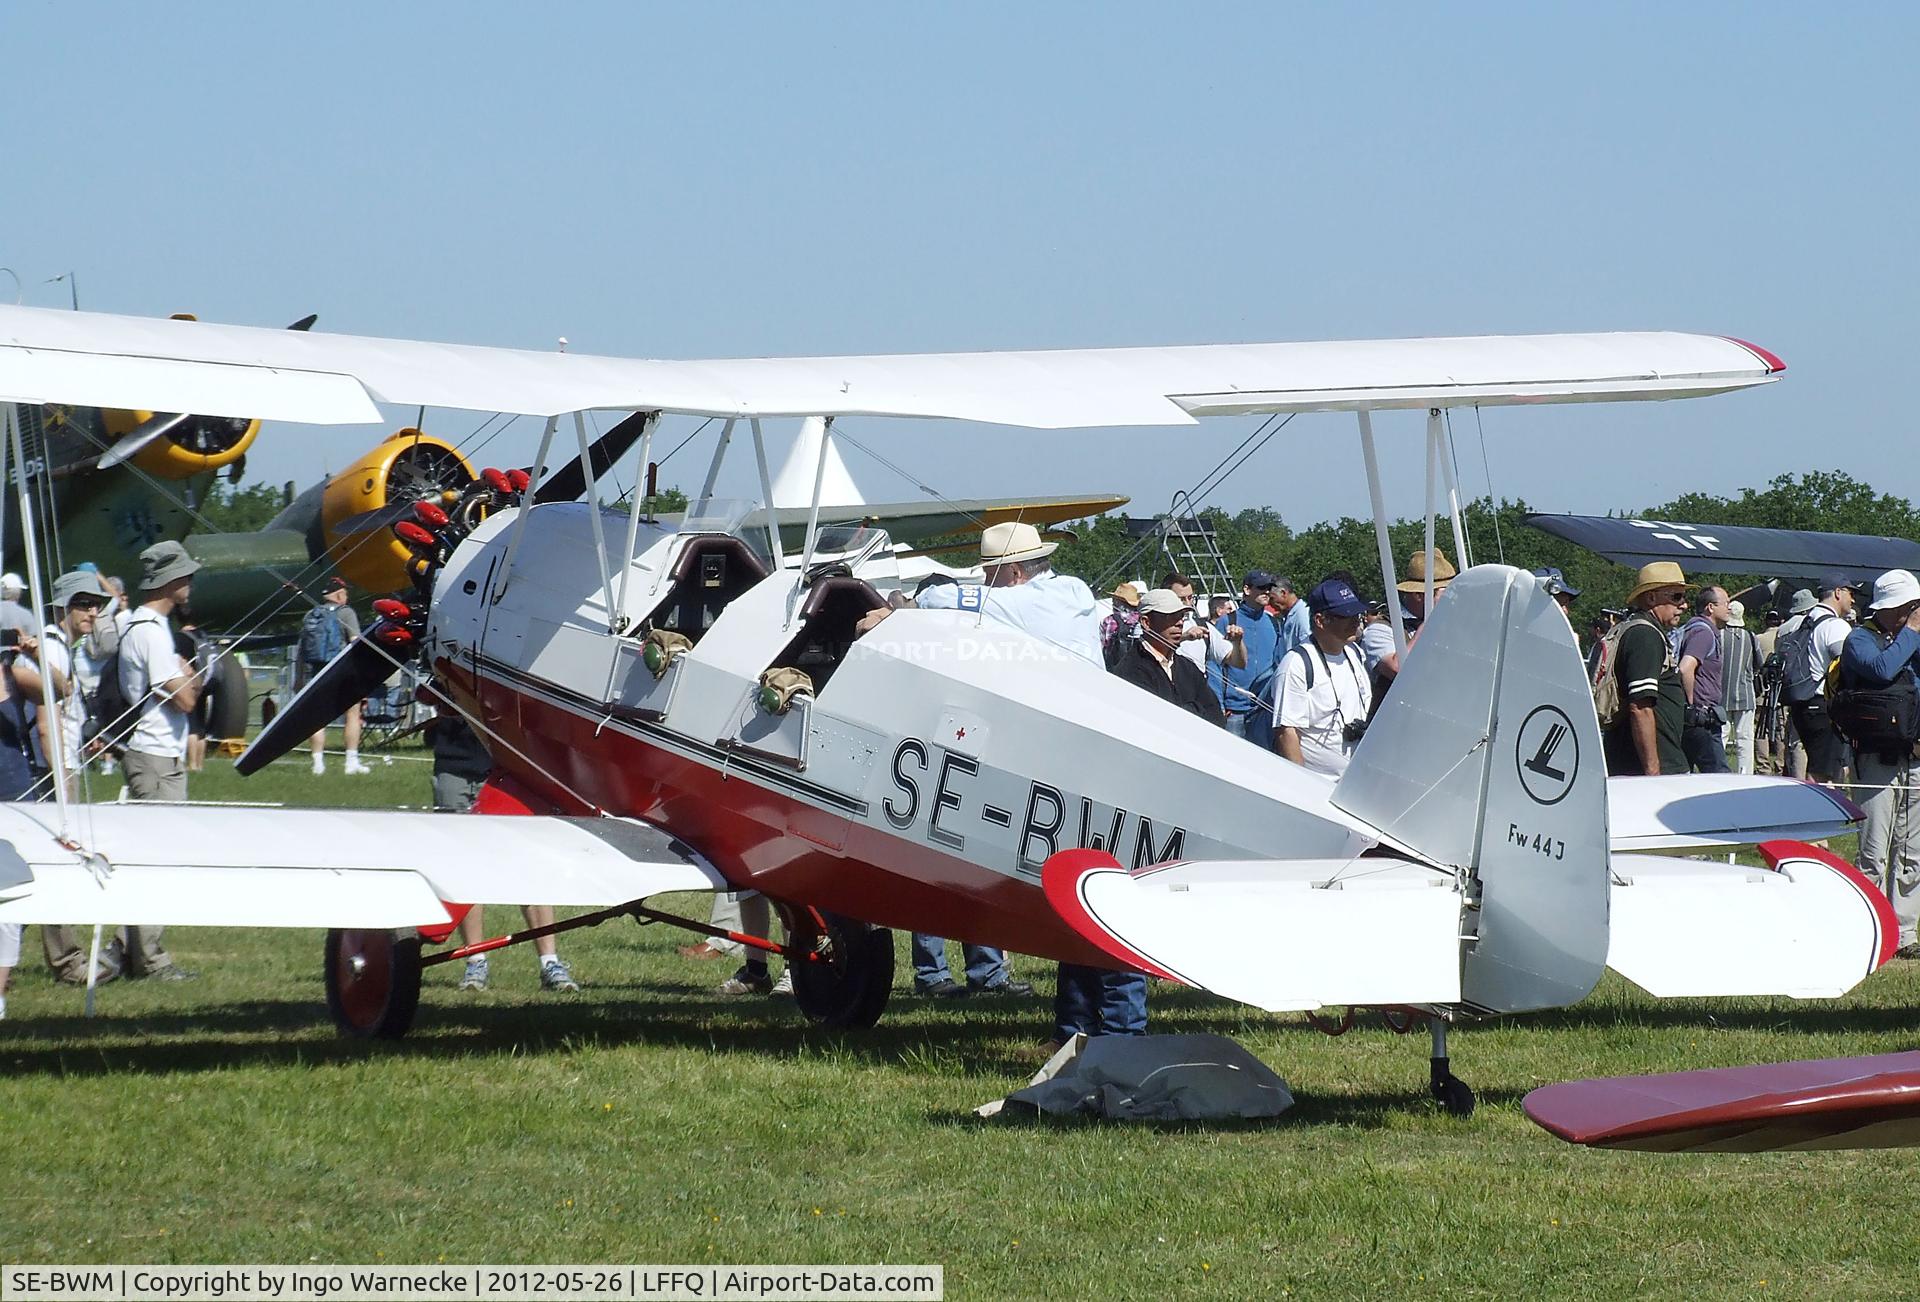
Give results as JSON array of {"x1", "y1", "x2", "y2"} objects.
[
  {"x1": 911, "y1": 934, "x2": 1010, "y2": 990},
  {"x1": 1682, "y1": 723, "x2": 1729, "y2": 773},
  {"x1": 1052, "y1": 963, "x2": 1148, "y2": 1042},
  {"x1": 1224, "y1": 710, "x2": 1273, "y2": 751}
]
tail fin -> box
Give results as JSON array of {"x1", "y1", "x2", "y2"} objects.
[{"x1": 1332, "y1": 565, "x2": 1609, "y2": 1013}]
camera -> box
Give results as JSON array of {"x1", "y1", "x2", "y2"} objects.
[
  {"x1": 1341, "y1": 717, "x2": 1368, "y2": 745},
  {"x1": 0, "y1": 629, "x2": 18, "y2": 649}
]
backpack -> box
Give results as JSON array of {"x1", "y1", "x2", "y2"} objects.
[
  {"x1": 83, "y1": 613, "x2": 159, "y2": 754},
  {"x1": 1778, "y1": 607, "x2": 1837, "y2": 704},
  {"x1": 299, "y1": 603, "x2": 346, "y2": 667},
  {"x1": 1832, "y1": 632, "x2": 1920, "y2": 758},
  {"x1": 1588, "y1": 619, "x2": 1639, "y2": 731}
]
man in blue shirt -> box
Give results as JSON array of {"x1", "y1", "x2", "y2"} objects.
[
  {"x1": 1271, "y1": 575, "x2": 1312, "y2": 661},
  {"x1": 1209, "y1": 569, "x2": 1280, "y2": 749},
  {"x1": 1839, "y1": 567, "x2": 1920, "y2": 957}
]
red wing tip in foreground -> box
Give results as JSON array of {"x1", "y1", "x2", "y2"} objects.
[{"x1": 1524, "y1": 1051, "x2": 1920, "y2": 1152}]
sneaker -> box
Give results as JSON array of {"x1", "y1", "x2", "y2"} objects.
[
  {"x1": 343, "y1": 758, "x2": 372, "y2": 775},
  {"x1": 0, "y1": 994, "x2": 7, "y2": 1019},
  {"x1": 677, "y1": 941, "x2": 728, "y2": 960},
  {"x1": 771, "y1": 968, "x2": 793, "y2": 996},
  {"x1": 144, "y1": 965, "x2": 197, "y2": 982},
  {"x1": 916, "y1": 977, "x2": 967, "y2": 998},
  {"x1": 716, "y1": 965, "x2": 772, "y2": 996},
  {"x1": 540, "y1": 958, "x2": 580, "y2": 992},
  {"x1": 971, "y1": 979, "x2": 1034, "y2": 997},
  {"x1": 311, "y1": 756, "x2": 326, "y2": 776},
  {"x1": 457, "y1": 956, "x2": 490, "y2": 991},
  {"x1": 1897, "y1": 943, "x2": 1920, "y2": 961}
]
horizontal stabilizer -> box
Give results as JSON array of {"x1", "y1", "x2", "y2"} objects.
[
  {"x1": 1606, "y1": 774, "x2": 1861, "y2": 851},
  {"x1": 1525, "y1": 1051, "x2": 1920, "y2": 1152},
  {"x1": 1042, "y1": 848, "x2": 1463, "y2": 1012},
  {"x1": 0, "y1": 804, "x2": 724, "y2": 929},
  {"x1": 1606, "y1": 841, "x2": 1894, "y2": 998}
]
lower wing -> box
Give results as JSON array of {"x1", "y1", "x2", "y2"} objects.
[{"x1": 0, "y1": 803, "x2": 724, "y2": 930}]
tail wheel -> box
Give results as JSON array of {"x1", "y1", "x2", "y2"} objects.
[
  {"x1": 324, "y1": 928, "x2": 422, "y2": 1039},
  {"x1": 786, "y1": 911, "x2": 893, "y2": 1029}
]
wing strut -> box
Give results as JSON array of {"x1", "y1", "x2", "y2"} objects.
[{"x1": 1358, "y1": 410, "x2": 1409, "y2": 658}]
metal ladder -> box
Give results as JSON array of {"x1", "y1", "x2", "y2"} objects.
[{"x1": 1161, "y1": 490, "x2": 1234, "y2": 598}]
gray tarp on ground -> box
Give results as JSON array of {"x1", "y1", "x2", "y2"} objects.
[{"x1": 992, "y1": 1034, "x2": 1294, "y2": 1122}]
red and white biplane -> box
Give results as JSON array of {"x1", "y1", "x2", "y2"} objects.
[{"x1": 0, "y1": 307, "x2": 1885, "y2": 1115}]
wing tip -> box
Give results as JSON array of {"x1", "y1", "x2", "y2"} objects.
[{"x1": 1757, "y1": 838, "x2": 1899, "y2": 970}]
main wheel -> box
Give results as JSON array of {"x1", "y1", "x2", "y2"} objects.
[
  {"x1": 324, "y1": 928, "x2": 423, "y2": 1039},
  {"x1": 787, "y1": 912, "x2": 894, "y2": 1029}
]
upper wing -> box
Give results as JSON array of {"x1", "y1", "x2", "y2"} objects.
[
  {"x1": 1606, "y1": 774, "x2": 1861, "y2": 851},
  {"x1": 1525, "y1": 513, "x2": 1920, "y2": 586},
  {"x1": 1042, "y1": 849, "x2": 1465, "y2": 1012},
  {"x1": 0, "y1": 304, "x2": 1782, "y2": 429},
  {"x1": 0, "y1": 804, "x2": 724, "y2": 929}
]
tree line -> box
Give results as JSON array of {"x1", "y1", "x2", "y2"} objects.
[{"x1": 1049, "y1": 470, "x2": 1913, "y2": 623}]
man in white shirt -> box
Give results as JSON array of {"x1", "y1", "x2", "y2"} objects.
[
  {"x1": 113, "y1": 542, "x2": 209, "y2": 981},
  {"x1": 860, "y1": 522, "x2": 1103, "y2": 667},
  {"x1": 1274, "y1": 578, "x2": 1374, "y2": 777}
]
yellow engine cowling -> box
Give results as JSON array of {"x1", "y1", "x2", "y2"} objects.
[
  {"x1": 101, "y1": 409, "x2": 260, "y2": 479},
  {"x1": 319, "y1": 430, "x2": 478, "y2": 593}
]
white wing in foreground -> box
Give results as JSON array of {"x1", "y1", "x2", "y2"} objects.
[
  {"x1": 0, "y1": 804, "x2": 723, "y2": 929},
  {"x1": 1606, "y1": 842, "x2": 1895, "y2": 998},
  {"x1": 1042, "y1": 849, "x2": 1464, "y2": 1012}
]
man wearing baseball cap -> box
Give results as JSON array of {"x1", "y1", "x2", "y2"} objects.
[
  {"x1": 1209, "y1": 569, "x2": 1282, "y2": 749},
  {"x1": 1837, "y1": 568, "x2": 1920, "y2": 957},
  {"x1": 883, "y1": 521, "x2": 1102, "y2": 667},
  {"x1": 1273, "y1": 578, "x2": 1373, "y2": 777},
  {"x1": 1109, "y1": 588, "x2": 1226, "y2": 723}
]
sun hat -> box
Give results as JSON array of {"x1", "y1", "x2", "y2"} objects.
[
  {"x1": 979, "y1": 521, "x2": 1055, "y2": 566},
  {"x1": 138, "y1": 540, "x2": 201, "y2": 591},
  {"x1": 50, "y1": 570, "x2": 109, "y2": 609},
  {"x1": 1788, "y1": 589, "x2": 1817, "y2": 616},
  {"x1": 1867, "y1": 569, "x2": 1920, "y2": 613},
  {"x1": 1397, "y1": 548, "x2": 1457, "y2": 593},
  {"x1": 1110, "y1": 582, "x2": 1142, "y2": 607},
  {"x1": 1624, "y1": 561, "x2": 1695, "y2": 608}
]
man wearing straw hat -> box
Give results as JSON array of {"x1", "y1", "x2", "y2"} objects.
[
  {"x1": 1604, "y1": 562, "x2": 1692, "y2": 777},
  {"x1": 862, "y1": 521, "x2": 1102, "y2": 668}
]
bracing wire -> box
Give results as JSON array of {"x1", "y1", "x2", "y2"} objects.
[{"x1": 1472, "y1": 404, "x2": 1505, "y2": 564}]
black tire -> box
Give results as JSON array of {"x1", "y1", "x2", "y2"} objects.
[
  {"x1": 204, "y1": 653, "x2": 250, "y2": 741},
  {"x1": 324, "y1": 928, "x2": 423, "y2": 1039},
  {"x1": 1434, "y1": 1073, "x2": 1476, "y2": 1119},
  {"x1": 788, "y1": 913, "x2": 893, "y2": 1030}
]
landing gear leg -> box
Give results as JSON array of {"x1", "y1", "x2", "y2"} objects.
[{"x1": 1428, "y1": 1018, "x2": 1475, "y2": 1117}]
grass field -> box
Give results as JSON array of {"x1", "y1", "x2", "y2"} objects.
[{"x1": 5, "y1": 741, "x2": 1918, "y2": 1298}]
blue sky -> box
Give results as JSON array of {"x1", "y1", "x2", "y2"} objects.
[{"x1": 4, "y1": 3, "x2": 1913, "y2": 531}]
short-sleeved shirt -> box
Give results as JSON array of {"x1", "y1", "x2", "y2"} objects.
[
  {"x1": 1806, "y1": 607, "x2": 1850, "y2": 696},
  {"x1": 1676, "y1": 616, "x2": 1723, "y2": 711},
  {"x1": 1604, "y1": 614, "x2": 1686, "y2": 775},
  {"x1": 1175, "y1": 620, "x2": 1235, "y2": 673},
  {"x1": 915, "y1": 569, "x2": 1102, "y2": 668},
  {"x1": 39, "y1": 623, "x2": 85, "y2": 771},
  {"x1": 118, "y1": 607, "x2": 189, "y2": 759},
  {"x1": 1359, "y1": 621, "x2": 1397, "y2": 672},
  {"x1": 1275, "y1": 640, "x2": 1372, "y2": 777}
]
